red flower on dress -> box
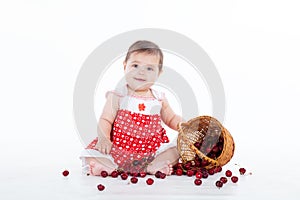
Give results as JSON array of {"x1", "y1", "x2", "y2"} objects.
[{"x1": 138, "y1": 103, "x2": 146, "y2": 111}]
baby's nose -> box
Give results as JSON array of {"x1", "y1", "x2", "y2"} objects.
[{"x1": 138, "y1": 66, "x2": 146, "y2": 74}]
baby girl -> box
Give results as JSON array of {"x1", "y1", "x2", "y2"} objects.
[{"x1": 80, "y1": 40, "x2": 182, "y2": 176}]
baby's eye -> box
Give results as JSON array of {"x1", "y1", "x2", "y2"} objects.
[
  {"x1": 132, "y1": 64, "x2": 138, "y2": 68},
  {"x1": 147, "y1": 67, "x2": 154, "y2": 71}
]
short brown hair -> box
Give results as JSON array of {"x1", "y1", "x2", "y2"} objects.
[{"x1": 124, "y1": 40, "x2": 163, "y2": 71}]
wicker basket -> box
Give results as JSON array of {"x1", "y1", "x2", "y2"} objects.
[{"x1": 177, "y1": 115, "x2": 235, "y2": 169}]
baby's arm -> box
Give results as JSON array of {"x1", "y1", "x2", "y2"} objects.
[
  {"x1": 96, "y1": 92, "x2": 119, "y2": 154},
  {"x1": 160, "y1": 97, "x2": 183, "y2": 131}
]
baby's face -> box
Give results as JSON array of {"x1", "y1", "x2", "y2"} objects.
[{"x1": 124, "y1": 52, "x2": 161, "y2": 91}]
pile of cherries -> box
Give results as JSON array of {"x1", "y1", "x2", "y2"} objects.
[
  {"x1": 172, "y1": 161, "x2": 248, "y2": 188},
  {"x1": 62, "y1": 165, "x2": 248, "y2": 191},
  {"x1": 95, "y1": 170, "x2": 157, "y2": 191},
  {"x1": 61, "y1": 169, "x2": 159, "y2": 190}
]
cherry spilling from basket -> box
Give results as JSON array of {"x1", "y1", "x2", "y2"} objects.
[
  {"x1": 177, "y1": 116, "x2": 235, "y2": 170},
  {"x1": 197, "y1": 130, "x2": 223, "y2": 160}
]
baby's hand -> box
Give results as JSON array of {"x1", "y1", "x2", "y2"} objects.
[{"x1": 96, "y1": 137, "x2": 112, "y2": 154}]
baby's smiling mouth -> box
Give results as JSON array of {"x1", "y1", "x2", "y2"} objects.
[{"x1": 134, "y1": 78, "x2": 146, "y2": 82}]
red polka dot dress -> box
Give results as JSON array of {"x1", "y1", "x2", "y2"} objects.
[{"x1": 86, "y1": 86, "x2": 169, "y2": 173}]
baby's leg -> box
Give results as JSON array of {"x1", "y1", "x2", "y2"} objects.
[
  {"x1": 147, "y1": 146, "x2": 180, "y2": 175},
  {"x1": 85, "y1": 157, "x2": 117, "y2": 176}
]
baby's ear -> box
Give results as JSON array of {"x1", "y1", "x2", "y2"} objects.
[{"x1": 123, "y1": 61, "x2": 127, "y2": 70}]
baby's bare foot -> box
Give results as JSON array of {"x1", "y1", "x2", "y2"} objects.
[
  {"x1": 89, "y1": 161, "x2": 104, "y2": 176},
  {"x1": 147, "y1": 160, "x2": 173, "y2": 175},
  {"x1": 89, "y1": 160, "x2": 116, "y2": 176}
]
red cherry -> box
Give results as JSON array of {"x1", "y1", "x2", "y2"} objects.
[
  {"x1": 212, "y1": 145, "x2": 219, "y2": 153},
  {"x1": 62, "y1": 170, "x2": 69, "y2": 177},
  {"x1": 146, "y1": 178, "x2": 154, "y2": 185},
  {"x1": 186, "y1": 170, "x2": 194, "y2": 177},
  {"x1": 208, "y1": 168, "x2": 215, "y2": 175},
  {"x1": 220, "y1": 177, "x2": 228, "y2": 184},
  {"x1": 131, "y1": 172, "x2": 139, "y2": 177},
  {"x1": 121, "y1": 173, "x2": 128, "y2": 180},
  {"x1": 208, "y1": 153, "x2": 216, "y2": 159},
  {"x1": 176, "y1": 163, "x2": 183, "y2": 169},
  {"x1": 155, "y1": 171, "x2": 162, "y2": 178},
  {"x1": 206, "y1": 147, "x2": 212, "y2": 153},
  {"x1": 183, "y1": 162, "x2": 191, "y2": 170},
  {"x1": 202, "y1": 171, "x2": 209, "y2": 179},
  {"x1": 139, "y1": 172, "x2": 147, "y2": 178},
  {"x1": 225, "y1": 170, "x2": 232, "y2": 177},
  {"x1": 200, "y1": 160, "x2": 208, "y2": 167},
  {"x1": 194, "y1": 178, "x2": 202, "y2": 186},
  {"x1": 239, "y1": 168, "x2": 246, "y2": 175},
  {"x1": 176, "y1": 169, "x2": 183, "y2": 176},
  {"x1": 215, "y1": 180, "x2": 223, "y2": 188},
  {"x1": 97, "y1": 184, "x2": 105, "y2": 191},
  {"x1": 100, "y1": 171, "x2": 108, "y2": 178},
  {"x1": 160, "y1": 173, "x2": 166, "y2": 179},
  {"x1": 231, "y1": 176, "x2": 239, "y2": 183},
  {"x1": 195, "y1": 171, "x2": 202, "y2": 179},
  {"x1": 131, "y1": 177, "x2": 138, "y2": 184},
  {"x1": 215, "y1": 166, "x2": 222, "y2": 173},
  {"x1": 111, "y1": 170, "x2": 118, "y2": 178},
  {"x1": 194, "y1": 161, "x2": 201, "y2": 167}
]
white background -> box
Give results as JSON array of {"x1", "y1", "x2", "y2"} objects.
[{"x1": 1, "y1": 0, "x2": 300, "y2": 199}]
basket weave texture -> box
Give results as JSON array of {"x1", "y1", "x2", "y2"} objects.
[{"x1": 177, "y1": 116, "x2": 235, "y2": 169}]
